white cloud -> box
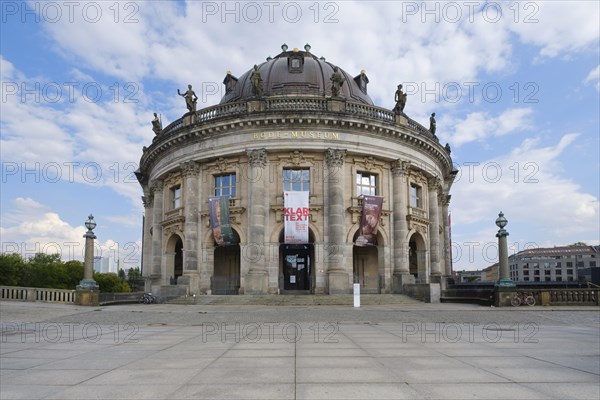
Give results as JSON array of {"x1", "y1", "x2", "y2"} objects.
[
  {"x1": 584, "y1": 65, "x2": 600, "y2": 91},
  {"x1": 452, "y1": 133, "x2": 598, "y2": 236},
  {"x1": 507, "y1": 1, "x2": 600, "y2": 58},
  {"x1": 442, "y1": 108, "x2": 533, "y2": 147},
  {"x1": 1, "y1": 56, "x2": 149, "y2": 208}
]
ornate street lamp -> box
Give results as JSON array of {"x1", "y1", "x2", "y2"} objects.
[
  {"x1": 495, "y1": 211, "x2": 515, "y2": 288},
  {"x1": 77, "y1": 214, "x2": 99, "y2": 290}
]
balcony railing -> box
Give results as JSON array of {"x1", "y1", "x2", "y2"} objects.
[{"x1": 159, "y1": 97, "x2": 432, "y2": 137}]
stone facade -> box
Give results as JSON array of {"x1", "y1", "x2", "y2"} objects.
[{"x1": 137, "y1": 48, "x2": 456, "y2": 296}]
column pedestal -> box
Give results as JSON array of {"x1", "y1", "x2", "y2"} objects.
[
  {"x1": 245, "y1": 270, "x2": 268, "y2": 294},
  {"x1": 328, "y1": 271, "x2": 350, "y2": 294},
  {"x1": 392, "y1": 273, "x2": 415, "y2": 293}
]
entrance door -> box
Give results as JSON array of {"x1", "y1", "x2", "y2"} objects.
[
  {"x1": 213, "y1": 245, "x2": 240, "y2": 294},
  {"x1": 353, "y1": 246, "x2": 379, "y2": 293},
  {"x1": 174, "y1": 239, "x2": 183, "y2": 279},
  {"x1": 282, "y1": 245, "x2": 311, "y2": 291}
]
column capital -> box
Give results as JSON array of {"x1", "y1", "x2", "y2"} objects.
[
  {"x1": 427, "y1": 176, "x2": 441, "y2": 192},
  {"x1": 180, "y1": 161, "x2": 200, "y2": 177},
  {"x1": 150, "y1": 179, "x2": 163, "y2": 194},
  {"x1": 391, "y1": 159, "x2": 410, "y2": 177},
  {"x1": 247, "y1": 148, "x2": 267, "y2": 168},
  {"x1": 142, "y1": 195, "x2": 154, "y2": 208},
  {"x1": 443, "y1": 194, "x2": 451, "y2": 207},
  {"x1": 325, "y1": 148, "x2": 346, "y2": 167}
]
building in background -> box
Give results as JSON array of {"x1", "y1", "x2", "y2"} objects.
[
  {"x1": 454, "y1": 269, "x2": 485, "y2": 283},
  {"x1": 136, "y1": 45, "x2": 456, "y2": 296},
  {"x1": 92, "y1": 255, "x2": 118, "y2": 274},
  {"x1": 508, "y1": 245, "x2": 598, "y2": 282}
]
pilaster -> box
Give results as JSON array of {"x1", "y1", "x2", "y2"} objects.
[{"x1": 325, "y1": 148, "x2": 348, "y2": 294}]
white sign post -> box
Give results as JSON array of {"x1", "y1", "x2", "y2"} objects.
[{"x1": 353, "y1": 283, "x2": 360, "y2": 308}]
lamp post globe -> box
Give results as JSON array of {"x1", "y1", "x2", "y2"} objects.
[
  {"x1": 495, "y1": 212, "x2": 507, "y2": 229},
  {"x1": 85, "y1": 214, "x2": 96, "y2": 231}
]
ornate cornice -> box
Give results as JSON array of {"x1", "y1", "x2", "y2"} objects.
[{"x1": 138, "y1": 101, "x2": 454, "y2": 184}]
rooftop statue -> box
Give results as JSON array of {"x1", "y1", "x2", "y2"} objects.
[
  {"x1": 250, "y1": 65, "x2": 263, "y2": 97},
  {"x1": 330, "y1": 67, "x2": 345, "y2": 97},
  {"x1": 177, "y1": 84, "x2": 198, "y2": 113},
  {"x1": 393, "y1": 84, "x2": 407, "y2": 114},
  {"x1": 429, "y1": 112, "x2": 436, "y2": 135},
  {"x1": 151, "y1": 112, "x2": 162, "y2": 136}
]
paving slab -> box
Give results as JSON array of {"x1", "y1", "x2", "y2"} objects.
[{"x1": 1, "y1": 300, "x2": 598, "y2": 400}]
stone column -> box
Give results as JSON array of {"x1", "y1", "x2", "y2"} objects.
[
  {"x1": 244, "y1": 149, "x2": 268, "y2": 294},
  {"x1": 180, "y1": 161, "x2": 200, "y2": 294},
  {"x1": 141, "y1": 194, "x2": 154, "y2": 290},
  {"x1": 391, "y1": 160, "x2": 414, "y2": 292},
  {"x1": 428, "y1": 177, "x2": 441, "y2": 282},
  {"x1": 325, "y1": 148, "x2": 348, "y2": 294},
  {"x1": 442, "y1": 195, "x2": 452, "y2": 276},
  {"x1": 150, "y1": 180, "x2": 164, "y2": 287},
  {"x1": 76, "y1": 215, "x2": 99, "y2": 306}
]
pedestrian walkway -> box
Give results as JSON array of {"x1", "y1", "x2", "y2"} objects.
[{"x1": 1, "y1": 301, "x2": 598, "y2": 399}]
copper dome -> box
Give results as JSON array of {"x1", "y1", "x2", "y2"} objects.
[{"x1": 220, "y1": 47, "x2": 373, "y2": 105}]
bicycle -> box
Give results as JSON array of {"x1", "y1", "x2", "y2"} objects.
[
  {"x1": 139, "y1": 292, "x2": 157, "y2": 304},
  {"x1": 510, "y1": 291, "x2": 535, "y2": 307}
]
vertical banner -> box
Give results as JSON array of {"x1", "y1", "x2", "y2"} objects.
[
  {"x1": 355, "y1": 195, "x2": 383, "y2": 246},
  {"x1": 284, "y1": 191, "x2": 309, "y2": 244},
  {"x1": 209, "y1": 197, "x2": 236, "y2": 246}
]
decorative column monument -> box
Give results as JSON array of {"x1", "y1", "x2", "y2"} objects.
[
  {"x1": 76, "y1": 214, "x2": 100, "y2": 306},
  {"x1": 494, "y1": 211, "x2": 516, "y2": 306}
]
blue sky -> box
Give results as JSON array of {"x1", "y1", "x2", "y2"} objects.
[{"x1": 1, "y1": 0, "x2": 598, "y2": 271}]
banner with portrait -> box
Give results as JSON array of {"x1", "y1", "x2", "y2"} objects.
[
  {"x1": 209, "y1": 196, "x2": 235, "y2": 246},
  {"x1": 283, "y1": 191, "x2": 309, "y2": 244},
  {"x1": 355, "y1": 195, "x2": 383, "y2": 246}
]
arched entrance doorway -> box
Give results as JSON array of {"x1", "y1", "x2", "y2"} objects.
[
  {"x1": 352, "y1": 231, "x2": 381, "y2": 293},
  {"x1": 279, "y1": 229, "x2": 315, "y2": 293},
  {"x1": 408, "y1": 232, "x2": 427, "y2": 282},
  {"x1": 165, "y1": 234, "x2": 183, "y2": 283},
  {"x1": 213, "y1": 230, "x2": 241, "y2": 295}
]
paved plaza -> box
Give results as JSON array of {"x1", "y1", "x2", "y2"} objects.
[{"x1": 1, "y1": 298, "x2": 599, "y2": 400}]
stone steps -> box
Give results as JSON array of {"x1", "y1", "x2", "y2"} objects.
[{"x1": 167, "y1": 294, "x2": 421, "y2": 306}]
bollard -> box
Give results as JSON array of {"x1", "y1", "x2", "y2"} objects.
[{"x1": 353, "y1": 283, "x2": 360, "y2": 308}]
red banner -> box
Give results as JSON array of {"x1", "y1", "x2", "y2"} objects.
[{"x1": 284, "y1": 191, "x2": 309, "y2": 244}]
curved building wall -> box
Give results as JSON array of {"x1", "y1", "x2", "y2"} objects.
[{"x1": 139, "y1": 91, "x2": 454, "y2": 296}]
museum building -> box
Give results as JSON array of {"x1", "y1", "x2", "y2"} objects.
[{"x1": 136, "y1": 44, "x2": 456, "y2": 296}]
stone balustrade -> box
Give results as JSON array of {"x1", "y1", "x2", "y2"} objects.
[
  {"x1": 159, "y1": 97, "x2": 429, "y2": 137},
  {"x1": 0, "y1": 286, "x2": 76, "y2": 303},
  {"x1": 540, "y1": 288, "x2": 599, "y2": 305}
]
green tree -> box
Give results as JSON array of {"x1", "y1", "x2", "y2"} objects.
[
  {"x1": 28, "y1": 253, "x2": 61, "y2": 265},
  {"x1": 63, "y1": 260, "x2": 84, "y2": 288},
  {"x1": 0, "y1": 253, "x2": 25, "y2": 286},
  {"x1": 568, "y1": 242, "x2": 588, "y2": 247},
  {"x1": 127, "y1": 267, "x2": 142, "y2": 290},
  {"x1": 118, "y1": 268, "x2": 126, "y2": 281},
  {"x1": 93, "y1": 272, "x2": 131, "y2": 293}
]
